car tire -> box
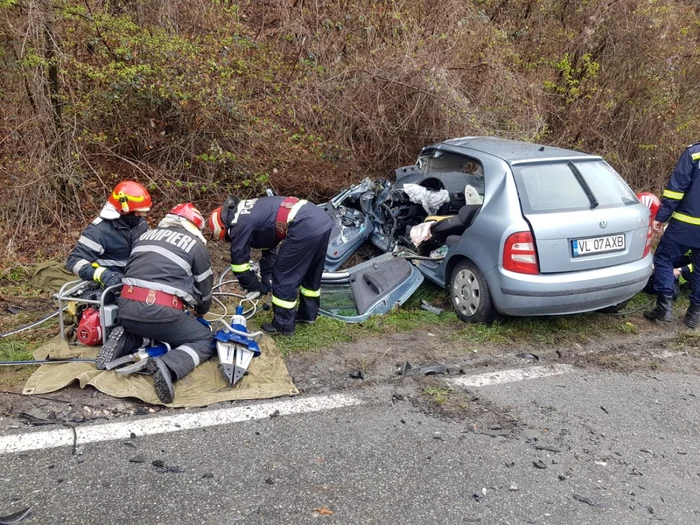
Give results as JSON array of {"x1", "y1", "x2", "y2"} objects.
[{"x1": 450, "y1": 260, "x2": 497, "y2": 324}]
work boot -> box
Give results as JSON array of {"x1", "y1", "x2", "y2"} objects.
[
  {"x1": 261, "y1": 323, "x2": 295, "y2": 337},
  {"x1": 96, "y1": 327, "x2": 142, "y2": 370},
  {"x1": 684, "y1": 303, "x2": 700, "y2": 329},
  {"x1": 294, "y1": 313, "x2": 315, "y2": 325},
  {"x1": 146, "y1": 357, "x2": 175, "y2": 404},
  {"x1": 643, "y1": 294, "x2": 674, "y2": 322}
]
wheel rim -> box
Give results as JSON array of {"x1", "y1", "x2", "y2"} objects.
[{"x1": 453, "y1": 268, "x2": 480, "y2": 317}]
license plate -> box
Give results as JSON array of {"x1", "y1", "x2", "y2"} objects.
[{"x1": 572, "y1": 234, "x2": 625, "y2": 257}]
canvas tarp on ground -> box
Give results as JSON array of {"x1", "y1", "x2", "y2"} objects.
[{"x1": 23, "y1": 336, "x2": 299, "y2": 407}]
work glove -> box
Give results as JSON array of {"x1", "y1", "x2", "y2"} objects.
[
  {"x1": 246, "y1": 279, "x2": 270, "y2": 295},
  {"x1": 93, "y1": 266, "x2": 123, "y2": 288},
  {"x1": 259, "y1": 250, "x2": 277, "y2": 292},
  {"x1": 261, "y1": 272, "x2": 273, "y2": 292},
  {"x1": 235, "y1": 268, "x2": 270, "y2": 295}
]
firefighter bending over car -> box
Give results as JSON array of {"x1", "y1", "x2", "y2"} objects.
[
  {"x1": 645, "y1": 141, "x2": 700, "y2": 328},
  {"x1": 208, "y1": 194, "x2": 333, "y2": 336},
  {"x1": 97, "y1": 203, "x2": 215, "y2": 404},
  {"x1": 66, "y1": 181, "x2": 151, "y2": 289}
]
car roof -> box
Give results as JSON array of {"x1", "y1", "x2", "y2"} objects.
[{"x1": 424, "y1": 136, "x2": 602, "y2": 164}]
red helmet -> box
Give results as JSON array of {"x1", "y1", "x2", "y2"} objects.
[
  {"x1": 170, "y1": 202, "x2": 204, "y2": 230},
  {"x1": 637, "y1": 192, "x2": 660, "y2": 220},
  {"x1": 107, "y1": 181, "x2": 152, "y2": 214}
]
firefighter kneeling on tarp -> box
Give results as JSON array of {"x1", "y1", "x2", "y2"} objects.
[
  {"x1": 97, "y1": 203, "x2": 215, "y2": 404},
  {"x1": 208, "y1": 194, "x2": 333, "y2": 336}
]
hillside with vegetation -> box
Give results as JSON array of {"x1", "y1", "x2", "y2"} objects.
[{"x1": 1, "y1": 0, "x2": 698, "y2": 264}]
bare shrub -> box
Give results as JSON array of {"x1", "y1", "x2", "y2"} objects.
[{"x1": 0, "y1": 0, "x2": 698, "y2": 263}]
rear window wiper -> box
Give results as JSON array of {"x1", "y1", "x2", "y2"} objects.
[{"x1": 569, "y1": 162, "x2": 599, "y2": 209}]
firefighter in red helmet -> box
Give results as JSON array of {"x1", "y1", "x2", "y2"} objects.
[
  {"x1": 66, "y1": 181, "x2": 152, "y2": 289},
  {"x1": 97, "y1": 203, "x2": 214, "y2": 404}
]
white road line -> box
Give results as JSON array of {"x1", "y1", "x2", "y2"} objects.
[
  {"x1": 448, "y1": 364, "x2": 574, "y2": 388},
  {"x1": 0, "y1": 393, "x2": 363, "y2": 455}
]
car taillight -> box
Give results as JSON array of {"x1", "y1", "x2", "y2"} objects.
[
  {"x1": 503, "y1": 231, "x2": 539, "y2": 275},
  {"x1": 642, "y1": 217, "x2": 653, "y2": 258}
]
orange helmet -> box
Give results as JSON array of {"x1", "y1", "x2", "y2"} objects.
[
  {"x1": 637, "y1": 192, "x2": 660, "y2": 221},
  {"x1": 108, "y1": 181, "x2": 152, "y2": 214},
  {"x1": 208, "y1": 196, "x2": 240, "y2": 241},
  {"x1": 169, "y1": 202, "x2": 204, "y2": 230}
]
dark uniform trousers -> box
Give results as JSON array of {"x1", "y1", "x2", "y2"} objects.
[
  {"x1": 652, "y1": 231, "x2": 700, "y2": 305},
  {"x1": 652, "y1": 143, "x2": 700, "y2": 306},
  {"x1": 118, "y1": 299, "x2": 215, "y2": 381},
  {"x1": 271, "y1": 228, "x2": 332, "y2": 333}
]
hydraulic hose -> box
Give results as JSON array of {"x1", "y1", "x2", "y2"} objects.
[
  {"x1": 0, "y1": 358, "x2": 96, "y2": 366},
  {"x1": 0, "y1": 308, "x2": 66, "y2": 338}
]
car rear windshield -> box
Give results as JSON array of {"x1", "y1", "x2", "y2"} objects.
[{"x1": 513, "y1": 160, "x2": 638, "y2": 214}]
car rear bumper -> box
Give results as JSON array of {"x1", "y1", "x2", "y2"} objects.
[{"x1": 487, "y1": 254, "x2": 652, "y2": 316}]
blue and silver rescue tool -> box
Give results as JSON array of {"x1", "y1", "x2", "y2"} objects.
[
  {"x1": 106, "y1": 342, "x2": 171, "y2": 374},
  {"x1": 214, "y1": 306, "x2": 261, "y2": 386}
]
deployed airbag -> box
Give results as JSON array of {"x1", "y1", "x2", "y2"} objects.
[{"x1": 402, "y1": 183, "x2": 450, "y2": 215}]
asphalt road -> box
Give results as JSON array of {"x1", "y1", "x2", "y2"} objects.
[{"x1": 1, "y1": 366, "x2": 699, "y2": 524}]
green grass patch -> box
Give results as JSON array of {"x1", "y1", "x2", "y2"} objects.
[
  {"x1": 265, "y1": 282, "x2": 460, "y2": 354},
  {"x1": 0, "y1": 337, "x2": 35, "y2": 362},
  {"x1": 252, "y1": 288, "x2": 658, "y2": 355},
  {"x1": 422, "y1": 385, "x2": 450, "y2": 405}
]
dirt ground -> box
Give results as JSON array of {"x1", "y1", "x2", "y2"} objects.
[{"x1": 2, "y1": 309, "x2": 698, "y2": 435}]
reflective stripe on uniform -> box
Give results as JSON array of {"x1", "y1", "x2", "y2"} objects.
[
  {"x1": 132, "y1": 245, "x2": 192, "y2": 275},
  {"x1": 231, "y1": 263, "x2": 251, "y2": 273},
  {"x1": 96, "y1": 258, "x2": 128, "y2": 268},
  {"x1": 300, "y1": 286, "x2": 321, "y2": 298},
  {"x1": 663, "y1": 189, "x2": 684, "y2": 200},
  {"x1": 672, "y1": 211, "x2": 700, "y2": 225},
  {"x1": 272, "y1": 295, "x2": 297, "y2": 309},
  {"x1": 692, "y1": 152, "x2": 700, "y2": 161},
  {"x1": 195, "y1": 268, "x2": 213, "y2": 282},
  {"x1": 287, "y1": 200, "x2": 309, "y2": 223},
  {"x1": 93, "y1": 267, "x2": 106, "y2": 283},
  {"x1": 230, "y1": 200, "x2": 247, "y2": 225},
  {"x1": 177, "y1": 345, "x2": 200, "y2": 367},
  {"x1": 78, "y1": 235, "x2": 104, "y2": 254},
  {"x1": 72, "y1": 259, "x2": 91, "y2": 274},
  {"x1": 689, "y1": 264, "x2": 694, "y2": 272}
]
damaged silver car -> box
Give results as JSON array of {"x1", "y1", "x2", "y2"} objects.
[{"x1": 319, "y1": 136, "x2": 653, "y2": 323}]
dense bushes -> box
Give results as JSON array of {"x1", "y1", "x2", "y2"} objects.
[{"x1": 0, "y1": 0, "x2": 698, "y2": 260}]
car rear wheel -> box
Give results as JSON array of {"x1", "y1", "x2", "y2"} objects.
[{"x1": 450, "y1": 260, "x2": 496, "y2": 324}]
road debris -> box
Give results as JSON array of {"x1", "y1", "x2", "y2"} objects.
[
  {"x1": 573, "y1": 494, "x2": 599, "y2": 507},
  {"x1": 349, "y1": 370, "x2": 364, "y2": 380},
  {"x1": 399, "y1": 362, "x2": 449, "y2": 377},
  {"x1": 516, "y1": 353, "x2": 540, "y2": 361},
  {"x1": 314, "y1": 507, "x2": 333, "y2": 516},
  {"x1": 533, "y1": 460, "x2": 548, "y2": 469},
  {"x1": 129, "y1": 454, "x2": 146, "y2": 464},
  {"x1": 420, "y1": 301, "x2": 443, "y2": 315},
  {"x1": 151, "y1": 460, "x2": 184, "y2": 473},
  {"x1": 0, "y1": 507, "x2": 31, "y2": 525},
  {"x1": 534, "y1": 445, "x2": 561, "y2": 453}
]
